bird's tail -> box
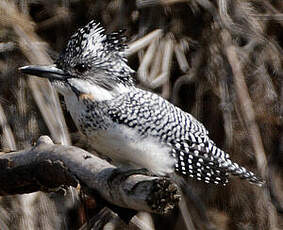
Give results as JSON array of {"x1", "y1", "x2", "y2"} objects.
[
  {"x1": 222, "y1": 158, "x2": 265, "y2": 187},
  {"x1": 209, "y1": 143, "x2": 265, "y2": 187}
]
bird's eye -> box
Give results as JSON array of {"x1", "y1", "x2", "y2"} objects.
[{"x1": 74, "y1": 63, "x2": 88, "y2": 73}]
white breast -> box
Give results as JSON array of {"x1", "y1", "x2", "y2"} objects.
[
  {"x1": 62, "y1": 89, "x2": 175, "y2": 176},
  {"x1": 89, "y1": 124, "x2": 176, "y2": 176}
]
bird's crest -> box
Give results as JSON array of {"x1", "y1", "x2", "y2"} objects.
[
  {"x1": 57, "y1": 21, "x2": 128, "y2": 67},
  {"x1": 65, "y1": 21, "x2": 106, "y2": 58},
  {"x1": 55, "y1": 20, "x2": 135, "y2": 87},
  {"x1": 68, "y1": 21, "x2": 127, "y2": 55},
  {"x1": 104, "y1": 29, "x2": 128, "y2": 53}
]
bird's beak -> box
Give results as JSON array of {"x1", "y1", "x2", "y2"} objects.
[{"x1": 19, "y1": 65, "x2": 67, "y2": 81}]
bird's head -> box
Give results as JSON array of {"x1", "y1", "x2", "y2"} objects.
[{"x1": 20, "y1": 21, "x2": 135, "y2": 100}]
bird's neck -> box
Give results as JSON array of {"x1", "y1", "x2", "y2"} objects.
[
  {"x1": 60, "y1": 79, "x2": 132, "y2": 102},
  {"x1": 84, "y1": 83, "x2": 132, "y2": 102}
]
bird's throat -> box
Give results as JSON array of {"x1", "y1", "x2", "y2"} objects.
[{"x1": 79, "y1": 93, "x2": 95, "y2": 101}]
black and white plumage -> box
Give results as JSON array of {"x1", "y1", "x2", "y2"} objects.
[{"x1": 20, "y1": 21, "x2": 263, "y2": 187}]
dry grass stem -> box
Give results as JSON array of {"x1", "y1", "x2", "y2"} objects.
[
  {"x1": 0, "y1": 103, "x2": 17, "y2": 151},
  {"x1": 223, "y1": 32, "x2": 267, "y2": 176},
  {"x1": 0, "y1": 0, "x2": 282, "y2": 229},
  {"x1": 0, "y1": 0, "x2": 70, "y2": 145},
  {"x1": 148, "y1": 44, "x2": 163, "y2": 81},
  {"x1": 174, "y1": 43, "x2": 189, "y2": 73},
  {"x1": 219, "y1": 78, "x2": 233, "y2": 148},
  {"x1": 178, "y1": 199, "x2": 196, "y2": 230},
  {"x1": 136, "y1": 0, "x2": 189, "y2": 8},
  {"x1": 137, "y1": 39, "x2": 159, "y2": 85},
  {"x1": 131, "y1": 213, "x2": 155, "y2": 230},
  {"x1": 126, "y1": 29, "x2": 162, "y2": 56},
  {"x1": 161, "y1": 36, "x2": 174, "y2": 98}
]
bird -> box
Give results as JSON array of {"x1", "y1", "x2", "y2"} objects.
[{"x1": 20, "y1": 20, "x2": 263, "y2": 187}]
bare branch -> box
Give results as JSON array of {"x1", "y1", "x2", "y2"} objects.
[{"x1": 0, "y1": 136, "x2": 180, "y2": 215}]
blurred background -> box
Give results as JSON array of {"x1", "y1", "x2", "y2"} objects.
[{"x1": 0, "y1": 0, "x2": 282, "y2": 229}]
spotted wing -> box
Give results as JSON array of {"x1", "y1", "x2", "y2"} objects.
[{"x1": 107, "y1": 88, "x2": 262, "y2": 186}]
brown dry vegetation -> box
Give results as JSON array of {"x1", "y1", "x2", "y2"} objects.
[{"x1": 0, "y1": 0, "x2": 282, "y2": 229}]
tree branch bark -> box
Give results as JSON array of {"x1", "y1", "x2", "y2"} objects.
[{"x1": 0, "y1": 136, "x2": 180, "y2": 215}]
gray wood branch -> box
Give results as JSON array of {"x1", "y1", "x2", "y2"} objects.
[{"x1": 0, "y1": 136, "x2": 180, "y2": 215}]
